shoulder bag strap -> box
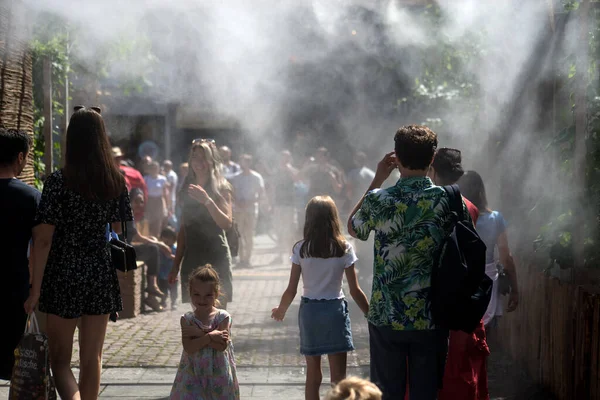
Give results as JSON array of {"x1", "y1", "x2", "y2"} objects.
[
  {"x1": 119, "y1": 191, "x2": 129, "y2": 244},
  {"x1": 443, "y1": 184, "x2": 464, "y2": 221}
]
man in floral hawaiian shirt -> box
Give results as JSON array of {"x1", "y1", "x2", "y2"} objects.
[{"x1": 348, "y1": 125, "x2": 471, "y2": 400}]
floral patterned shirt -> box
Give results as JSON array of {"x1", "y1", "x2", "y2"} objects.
[{"x1": 351, "y1": 176, "x2": 471, "y2": 330}]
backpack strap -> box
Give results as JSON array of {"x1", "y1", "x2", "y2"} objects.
[{"x1": 443, "y1": 184, "x2": 464, "y2": 221}]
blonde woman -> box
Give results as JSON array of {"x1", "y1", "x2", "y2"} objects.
[{"x1": 169, "y1": 140, "x2": 234, "y2": 308}]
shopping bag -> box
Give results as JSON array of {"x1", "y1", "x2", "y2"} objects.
[{"x1": 9, "y1": 313, "x2": 57, "y2": 400}]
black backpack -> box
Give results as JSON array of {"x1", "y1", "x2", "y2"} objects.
[{"x1": 430, "y1": 185, "x2": 493, "y2": 333}]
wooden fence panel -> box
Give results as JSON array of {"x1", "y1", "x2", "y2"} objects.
[{"x1": 497, "y1": 264, "x2": 600, "y2": 400}]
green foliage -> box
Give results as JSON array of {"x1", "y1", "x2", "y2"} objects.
[
  {"x1": 533, "y1": 6, "x2": 600, "y2": 270},
  {"x1": 398, "y1": 6, "x2": 484, "y2": 129},
  {"x1": 30, "y1": 13, "x2": 70, "y2": 187},
  {"x1": 28, "y1": 13, "x2": 158, "y2": 187}
]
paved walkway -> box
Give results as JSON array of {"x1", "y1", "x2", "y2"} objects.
[
  {"x1": 68, "y1": 235, "x2": 370, "y2": 368},
  {"x1": 0, "y1": 235, "x2": 550, "y2": 399},
  {"x1": 1, "y1": 366, "x2": 369, "y2": 399}
]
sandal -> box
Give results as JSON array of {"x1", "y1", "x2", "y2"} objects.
[{"x1": 144, "y1": 296, "x2": 164, "y2": 312}]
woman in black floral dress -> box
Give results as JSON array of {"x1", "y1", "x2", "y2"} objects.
[{"x1": 24, "y1": 106, "x2": 133, "y2": 400}]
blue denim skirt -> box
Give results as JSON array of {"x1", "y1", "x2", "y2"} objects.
[{"x1": 298, "y1": 297, "x2": 355, "y2": 356}]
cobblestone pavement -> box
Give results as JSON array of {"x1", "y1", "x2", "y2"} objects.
[
  {"x1": 0, "y1": 366, "x2": 370, "y2": 399},
  {"x1": 0, "y1": 234, "x2": 551, "y2": 399},
  {"x1": 69, "y1": 234, "x2": 370, "y2": 368}
]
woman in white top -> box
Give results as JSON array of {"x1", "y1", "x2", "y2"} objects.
[
  {"x1": 272, "y1": 195, "x2": 370, "y2": 400},
  {"x1": 144, "y1": 161, "x2": 170, "y2": 236}
]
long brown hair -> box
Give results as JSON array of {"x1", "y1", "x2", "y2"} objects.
[
  {"x1": 298, "y1": 196, "x2": 346, "y2": 258},
  {"x1": 63, "y1": 107, "x2": 125, "y2": 201},
  {"x1": 457, "y1": 170, "x2": 489, "y2": 212},
  {"x1": 183, "y1": 141, "x2": 231, "y2": 203}
]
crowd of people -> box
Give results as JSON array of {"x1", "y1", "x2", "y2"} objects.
[{"x1": 0, "y1": 106, "x2": 521, "y2": 400}]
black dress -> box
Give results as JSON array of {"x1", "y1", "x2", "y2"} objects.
[
  {"x1": 180, "y1": 190, "x2": 233, "y2": 303},
  {"x1": 36, "y1": 170, "x2": 133, "y2": 319}
]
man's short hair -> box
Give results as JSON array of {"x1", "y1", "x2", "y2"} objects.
[
  {"x1": 0, "y1": 128, "x2": 31, "y2": 167},
  {"x1": 432, "y1": 147, "x2": 464, "y2": 184},
  {"x1": 394, "y1": 125, "x2": 438, "y2": 170}
]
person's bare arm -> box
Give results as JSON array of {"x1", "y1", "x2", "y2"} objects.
[
  {"x1": 181, "y1": 317, "x2": 211, "y2": 354},
  {"x1": 24, "y1": 224, "x2": 55, "y2": 313},
  {"x1": 163, "y1": 184, "x2": 172, "y2": 215},
  {"x1": 169, "y1": 222, "x2": 186, "y2": 284},
  {"x1": 287, "y1": 163, "x2": 299, "y2": 181},
  {"x1": 347, "y1": 152, "x2": 396, "y2": 238},
  {"x1": 272, "y1": 264, "x2": 301, "y2": 321},
  {"x1": 206, "y1": 190, "x2": 233, "y2": 230},
  {"x1": 498, "y1": 231, "x2": 519, "y2": 312},
  {"x1": 110, "y1": 222, "x2": 123, "y2": 234},
  {"x1": 207, "y1": 317, "x2": 231, "y2": 352},
  {"x1": 189, "y1": 184, "x2": 232, "y2": 230},
  {"x1": 344, "y1": 265, "x2": 369, "y2": 315}
]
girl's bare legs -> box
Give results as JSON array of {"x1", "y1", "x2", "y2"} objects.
[
  {"x1": 47, "y1": 314, "x2": 80, "y2": 400},
  {"x1": 327, "y1": 352, "x2": 347, "y2": 385},
  {"x1": 78, "y1": 314, "x2": 109, "y2": 400},
  {"x1": 305, "y1": 355, "x2": 322, "y2": 400}
]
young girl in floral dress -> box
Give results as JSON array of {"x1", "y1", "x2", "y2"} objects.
[{"x1": 170, "y1": 265, "x2": 239, "y2": 400}]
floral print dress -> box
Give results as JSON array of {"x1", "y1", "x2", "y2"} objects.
[
  {"x1": 351, "y1": 176, "x2": 470, "y2": 330},
  {"x1": 170, "y1": 310, "x2": 239, "y2": 400},
  {"x1": 36, "y1": 170, "x2": 132, "y2": 318}
]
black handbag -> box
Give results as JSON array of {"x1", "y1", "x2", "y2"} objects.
[
  {"x1": 226, "y1": 220, "x2": 240, "y2": 258},
  {"x1": 109, "y1": 193, "x2": 137, "y2": 272}
]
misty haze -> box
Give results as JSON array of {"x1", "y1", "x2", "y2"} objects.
[{"x1": 0, "y1": 0, "x2": 599, "y2": 399}]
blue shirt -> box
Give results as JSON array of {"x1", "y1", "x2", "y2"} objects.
[
  {"x1": 159, "y1": 244, "x2": 177, "y2": 280},
  {"x1": 476, "y1": 211, "x2": 507, "y2": 264}
]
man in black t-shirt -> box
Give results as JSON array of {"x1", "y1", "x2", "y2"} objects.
[{"x1": 0, "y1": 128, "x2": 41, "y2": 380}]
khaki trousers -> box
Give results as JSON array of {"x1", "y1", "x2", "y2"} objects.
[{"x1": 235, "y1": 209, "x2": 257, "y2": 264}]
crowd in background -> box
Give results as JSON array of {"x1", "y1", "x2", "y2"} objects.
[{"x1": 112, "y1": 138, "x2": 390, "y2": 305}]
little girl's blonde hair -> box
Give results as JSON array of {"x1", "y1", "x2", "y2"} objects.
[
  {"x1": 325, "y1": 377, "x2": 382, "y2": 400},
  {"x1": 188, "y1": 264, "x2": 223, "y2": 306}
]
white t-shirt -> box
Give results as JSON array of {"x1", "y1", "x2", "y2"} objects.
[
  {"x1": 348, "y1": 166, "x2": 375, "y2": 190},
  {"x1": 230, "y1": 171, "x2": 264, "y2": 214},
  {"x1": 291, "y1": 240, "x2": 358, "y2": 300},
  {"x1": 145, "y1": 175, "x2": 168, "y2": 198},
  {"x1": 166, "y1": 170, "x2": 178, "y2": 205}
]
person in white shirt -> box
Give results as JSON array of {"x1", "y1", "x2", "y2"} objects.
[
  {"x1": 144, "y1": 161, "x2": 170, "y2": 236},
  {"x1": 163, "y1": 160, "x2": 178, "y2": 214},
  {"x1": 219, "y1": 146, "x2": 240, "y2": 180},
  {"x1": 346, "y1": 152, "x2": 376, "y2": 202},
  {"x1": 229, "y1": 154, "x2": 268, "y2": 267},
  {"x1": 271, "y1": 196, "x2": 369, "y2": 400},
  {"x1": 346, "y1": 151, "x2": 377, "y2": 288}
]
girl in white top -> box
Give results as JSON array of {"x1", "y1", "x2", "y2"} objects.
[{"x1": 272, "y1": 195, "x2": 370, "y2": 400}]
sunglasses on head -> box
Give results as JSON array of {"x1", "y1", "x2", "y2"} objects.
[
  {"x1": 73, "y1": 105, "x2": 102, "y2": 114},
  {"x1": 192, "y1": 138, "x2": 216, "y2": 145}
]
